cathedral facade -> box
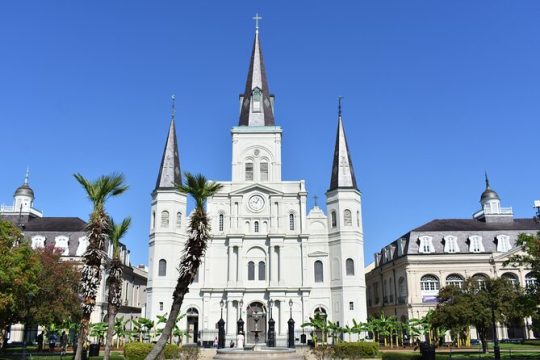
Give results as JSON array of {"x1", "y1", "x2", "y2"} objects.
[{"x1": 146, "y1": 28, "x2": 367, "y2": 346}]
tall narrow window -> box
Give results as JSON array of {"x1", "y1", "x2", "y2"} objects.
[
  {"x1": 248, "y1": 261, "x2": 255, "y2": 280},
  {"x1": 346, "y1": 258, "x2": 355, "y2": 276},
  {"x1": 344, "y1": 210, "x2": 352, "y2": 226},
  {"x1": 314, "y1": 260, "x2": 324, "y2": 283},
  {"x1": 219, "y1": 213, "x2": 224, "y2": 232},
  {"x1": 331, "y1": 211, "x2": 337, "y2": 228},
  {"x1": 357, "y1": 211, "x2": 360, "y2": 227},
  {"x1": 252, "y1": 88, "x2": 262, "y2": 112},
  {"x1": 260, "y1": 162, "x2": 269, "y2": 182},
  {"x1": 469, "y1": 236, "x2": 484, "y2": 253},
  {"x1": 158, "y1": 259, "x2": 167, "y2": 276},
  {"x1": 254, "y1": 221, "x2": 259, "y2": 233},
  {"x1": 152, "y1": 211, "x2": 156, "y2": 229},
  {"x1": 444, "y1": 235, "x2": 459, "y2": 253},
  {"x1": 176, "y1": 212, "x2": 182, "y2": 228},
  {"x1": 161, "y1": 211, "x2": 169, "y2": 228},
  {"x1": 159, "y1": 302, "x2": 164, "y2": 311},
  {"x1": 497, "y1": 235, "x2": 512, "y2": 252},
  {"x1": 349, "y1": 302, "x2": 354, "y2": 310},
  {"x1": 398, "y1": 277, "x2": 407, "y2": 303},
  {"x1": 418, "y1": 236, "x2": 434, "y2": 253},
  {"x1": 289, "y1": 213, "x2": 295, "y2": 231},
  {"x1": 245, "y1": 162, "x2": 254, "y2": 181},
  {"x1": 258, "y1": 261, "x2": 266, "y2": 280}
]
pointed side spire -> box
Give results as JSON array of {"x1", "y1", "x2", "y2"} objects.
[
  {"x1": 329, "y1": 98, "x2": 358, "y2": 191},
  {"x1": 239, "y1": 16, "x2": 275, "y2": 126},
  {"x1": 155, "y1": 95, "x2": 182, "y2": 190}
]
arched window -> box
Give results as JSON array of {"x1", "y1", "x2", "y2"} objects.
[
  {"x1": 525, "y1": 273, "x2": 537, "y2": 288},
  {"x1": 446, "y1": 274, "x2": 464, "y2": 288},
  {"x1": 314, "y1": 261, "x2": 324, "y2": 283},
  {"x1": 176, "y1": 212, "x2": 182, "y2": 228},
  {"x1": 420, "y1": 275, "x2": 439, "y2": 293},
  {"x1": 158, "y1": 259, "x2": 167, "y2": 276},
  {"x1": 331, "y1": 211, "x2": 337, "y2": 228},
  {"x1": 260, "y1": 162, "x2": 269, "y2": 182},
  {"x1": 346, "y1": 258, "x2": 354, "y2": 276},
  {"x1": 502, "y1": 272, "x2": 519, "y2": 287},
  {"x1": 219, "y1": 213, "x2": 224, "y2": 232},
  {"x1": 254, "y1": 221, "x2": 259, "y2": 233},
  {"x1": 245, "y1": 162, "x2": 254, "y2": 181},
  {"x1": 344, "y1": 210, "x2": 352, "y2": 226},
  {"x1": 252, "y1": 88, "x2": 262, "y2": 112},
  {"x1": 473, "y1": 273, "x2": 488, "y2": 289},
  {"x1": 258, "y1": 261, "x2": 266, "y2": 280},
  {"x1": 161, "y1": 211, "x2": 169, "y2": 228},
  {"x1": 248, "y1": 261, "x2": 255, "y2": 280},
  {"x1": 289, "y1": 214, "x2": 295, "y2": 231}
]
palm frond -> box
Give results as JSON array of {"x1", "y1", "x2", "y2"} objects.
[
  {"x1": 177, "y1": 172, "x2": 223, "y2": 208},
  {"x1": 110, "y1": 217, "x2": 132, "y2": 254}
]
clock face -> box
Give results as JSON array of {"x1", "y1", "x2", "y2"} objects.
[{"x1": 248, "y1": 195, "x2": 265, "y2": 212}]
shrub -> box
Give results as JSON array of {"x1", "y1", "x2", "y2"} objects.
[
  {"x1": 178, "y1": 346, "x2": 199, "y2": 360},
  {"x1": 124, "y1": 342, "x2": 153, "y2": 360},
  {"x1": 333, "y1": 342, "x2": 380, "y2": 359},
  {"x1": 124, "y1": 343, "x2": 189, "y2": 360}
]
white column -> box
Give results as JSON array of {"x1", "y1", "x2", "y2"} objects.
[
  {"x1": 233, "y1": 246, "x2": 238, "y2": 283},
  {"x1": 278, "y1": 245, "x2": 284, "y2": 286},
  {"x1": 270, "y1": 245, "x2": 278, "y2": 286},
  {"x1": 227, "y1": 301, "x2": 234, "y2": 336},
  {"x1": 237, "y1": 244, "x2": 243, "y2": 283},
  {"x1": 228, "y1": 245, "x2": 234, "y2": 285}
]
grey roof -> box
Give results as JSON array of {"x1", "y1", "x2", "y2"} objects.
[
  {"x1": 329, "y1": 116, "x2": 358, "y2": 191},
  {"x1": 155, "y1": 118, "x2": 181, "y2": 190},
  {"x1": 238, "y1": 31, "x2": 275, "y2": 126},
  {"x1": 23, "y1": 217, "x2": 87, "y2": 232},
  {"x1": 413, "y1": 218, "x2": 540, "y2": 232},
  {"x1": 14, "y1": 183, "x2": 34, "y2": 198}
]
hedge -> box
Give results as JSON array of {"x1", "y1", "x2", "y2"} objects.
[
  {"x1": 381, "y1": 353, "x2": 421, "y2": 360},
  {"x1": 333, "y1": 342, "x2": 380, "y2": 359},
  {"x1": 124, "y1": 343, "x2": 184, "y2": 360}
]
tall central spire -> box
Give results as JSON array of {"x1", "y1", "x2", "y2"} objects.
[{"x1": 238, "y1": 15, "x2": 275, "y2": 126}]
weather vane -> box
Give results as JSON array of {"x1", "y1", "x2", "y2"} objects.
[{"x1": 338, "y1": 96, "x2": 344, "y2": 118}]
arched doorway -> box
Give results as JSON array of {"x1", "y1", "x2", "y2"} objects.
[
  {"x1": 313, "y1": 307, "x2": 327, "y2": 343},
  {"x1": 186, "y1": 307, "x2": 199, "y2": 344},
  {"x1": 246, "y1": 302, "x2": 267, "y2": 344}
]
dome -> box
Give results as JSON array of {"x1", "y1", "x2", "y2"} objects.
[
  {"x1": 14, "y1": 183, "x2": 34, "y2": 198},
  {"x1": 480, "y1": 187, "x2": 499, "y2": 203}
]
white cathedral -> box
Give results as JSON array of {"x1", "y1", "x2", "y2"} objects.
[{"x1": 146, "y1": 27, "x2": 367, "y2": 346}]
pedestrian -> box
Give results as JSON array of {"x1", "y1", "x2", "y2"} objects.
[
  {"x1": 229, "y1": 340, "x2": 234, "y2": 348},
  {"x1": 37, "y1": 332, "x2": 44, "y2": 352},
  {"x1": 48, "y1": 332, "x2": 57, "y2": 352},
  {"x1": 60, "y1": 331, "x2": 68, "y2": 353},
  {"x1": 213, "y1": 336, "x2": 218, "y2": 348}
]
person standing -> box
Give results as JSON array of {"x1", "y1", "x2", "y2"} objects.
[
  {"x1": 60, "y1": 331, "x2": 68, "y2": 353},
  {"x1": 48, "y1": 332, "x2": 57, "y2": 352},
  {"x1": 37, "y1": 332, "x2": 44, "y2": 352}
]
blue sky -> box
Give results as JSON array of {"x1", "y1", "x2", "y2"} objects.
[{"x1": 1, "y1": 1, "x2": 539, "y2": 266}]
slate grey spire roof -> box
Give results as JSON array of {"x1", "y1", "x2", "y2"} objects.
[
  {"x1": 238, "y1": 29, "x2": 275, "y2": 126},
  {"x1": 329, "y1": 99, "x2": 358, "y2": 191},
  {"x1": 155, "y1": 97, "x2": 181, "y2": 190}
]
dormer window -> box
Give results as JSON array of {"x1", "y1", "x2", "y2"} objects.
[
  {"x1": 252, "y1": 88, "x2": 262, "y2": 113},
  {"x1": 443, "y1": 235, "x2": 459, "y2": 253},
  {"x1": 496, "y1": 234, "x2": 511, "y2": 252},
  {"x1": 469, "y1": 235, "x2": 484, "y2": 253},
  {"x1": 418, "y1": 236, "x2": 434, "y2": 254}
]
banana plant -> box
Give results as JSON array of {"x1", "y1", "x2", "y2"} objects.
[
  {"x1": 89, "y1": 322, "x2": 108, "y2": 345},
  {"x1": 301, "y1": 314, "x2": 328, "y2": 346},
  {"x1": 113, "y1": 316, "x2": 128, "y2": 348}
]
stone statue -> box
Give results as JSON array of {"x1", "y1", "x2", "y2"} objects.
[{"x1": 236, "y1": 332, "x2": 245, "y2": 349}]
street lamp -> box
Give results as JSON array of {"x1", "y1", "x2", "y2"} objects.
[
  {"x1": 287, "y1": 299, "x2": 295, "y2": 348},
  {"x1": 218, "y1": 300, "x2": 225, "y2": 349},
  {"x1": 237, "y1": 299, "x2": 245, "y2": 335},
  {"x1": 267, "y1": 299, "x2": 275, "y2": 347}
]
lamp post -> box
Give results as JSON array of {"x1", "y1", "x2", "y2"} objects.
[
  {"x1": 218, "y1": 299, "x2": 226, "y2": 349},
  {"x1": 267, "y1": 299, "x2": 275, "y2": 347},
  {"x1": 287, "y1": 299, "x2": 295, "y2": 348},
  {"x1": 237, "y1": 299, "x2": 244, "y2": 335}
]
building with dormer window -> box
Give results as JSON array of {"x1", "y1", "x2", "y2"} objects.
[{"x1": 365, "y1": 175, "x2": 540, "y2": 340}]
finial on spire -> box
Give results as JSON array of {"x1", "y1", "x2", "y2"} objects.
[
  {"x1": 338, "y1": 96, "x2": 344, "y2": 118},
  {"x1": 485, "y1": 171, "x2": 490, "y2": 189},
  {"x1": 314, "y1": 195, "x2": 319, "y2": 207},
  {"x1": 253, "y1": 13, "x2": 262, "y2": 33},
  {"x1": 24, "y1": 167, "x2": 29, "y2": 185},
  {"x1": 171, "y1": 94, "x2": 176, "y2": 120}
]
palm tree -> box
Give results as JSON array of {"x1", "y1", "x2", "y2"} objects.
[
  {"x1": 104, "y1": 217, "x2": 131, "y2": 360},
  {"x1": 146, "y1": 173, "x2": 222, "y2": 360},
  {"x1": 301, "y1": 314, "x2": 328, "y2": 346},
  {"x1": 74, "y1": 173, "x2": 128, "y2": 360}
]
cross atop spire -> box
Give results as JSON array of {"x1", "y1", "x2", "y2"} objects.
[
  {"x1": 485, "y1": 171, "x2": 491, "y2": 189},
  {"x1": 24, "y1": 167, "x2": 29, "y2": 185},
  {"x1": 329, "y1": 97, "x2": 358, "y2": 191},
  {"x1": 171, "y1": 94, "x2": 176, "y2": 120},
  {"x1": 253, "y1": 13, "x2": 262, "y2": 33}
]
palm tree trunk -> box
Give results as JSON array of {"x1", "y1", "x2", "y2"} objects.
[
  {"x1": 104, "y1": 303, "x2": 117, "y2": 360},
  {"x1": 75, "y1": 318, "x2": 90, "y2": 360}
]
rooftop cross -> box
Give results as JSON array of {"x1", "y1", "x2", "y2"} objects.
[
  {"x1": 338, "y1": 96, "x2": 344, "y2": 118},
  {"x1": 24, "y1": 167, "x2": 29, "y2": 185},
  {"x1": 253, "y1": 13, "x2": 262, "y2": 32},
  {"x1": 313, "y1": 195, "x2": 319, "y2": 207},
  {"x1": 171, "y1": 94, "x2": 176, "y2": 120}
]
